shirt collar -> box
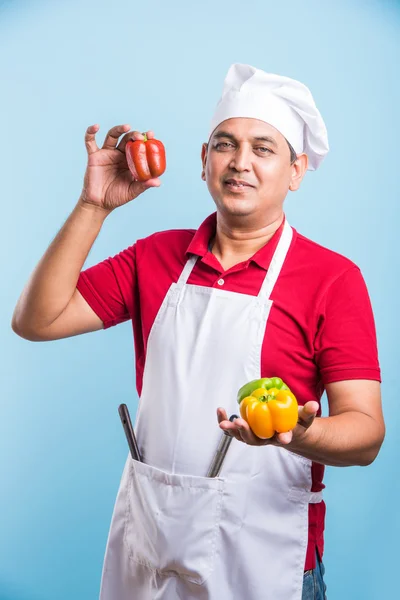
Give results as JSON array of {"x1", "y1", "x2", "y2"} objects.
[{"x1": 186, "y1": 212, "x2": 286, "y2": 271}]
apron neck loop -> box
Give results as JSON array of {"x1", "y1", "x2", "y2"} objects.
[{"x1": 175, "y1": 221, "x2": 292, "y2": 304}]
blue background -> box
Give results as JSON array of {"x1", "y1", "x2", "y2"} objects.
[{"x1": 1, "y1": 0, "x2": 399, "y2": 598}]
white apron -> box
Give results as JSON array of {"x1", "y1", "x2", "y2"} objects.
[{"x1": 99, "y1": 220, "x2": 323, "y2": 600}]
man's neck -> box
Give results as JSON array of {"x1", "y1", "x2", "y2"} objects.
[{"x1": 210, "y1": 211, "x2": 284, "y2": 271}]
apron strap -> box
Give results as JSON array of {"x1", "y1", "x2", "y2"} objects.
[
  {"x1": 257, "y1": 220, "x2": 293, "y2": 302},
  {"x1": 288, "y1": 488, "x2": 324, "y2": 504},
  {"x1": 309, "y1": 491, "x2": 324, "y2": 503},
  {"x1": 176, "y1": 255, "x2": 198, "y2": 287},
  {"x1": 168, "y1": 254, "x2": 199, "y2": 306}
]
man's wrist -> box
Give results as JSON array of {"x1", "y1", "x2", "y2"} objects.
[{"x1": 77, "y1": 196, "x2": 113, "y2": 221}]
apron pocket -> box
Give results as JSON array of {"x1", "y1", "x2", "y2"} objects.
[{"x1": 124, "y1": 458, "x2": 225, "y2": 585}]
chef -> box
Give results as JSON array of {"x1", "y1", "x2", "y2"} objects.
[{"x1": 12, "y1": 63, "x2": 385, "y2": 600}]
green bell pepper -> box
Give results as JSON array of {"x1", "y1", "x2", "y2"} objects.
[{"x1": 237, "y1": 377, "x2": 291, "y2": 405}]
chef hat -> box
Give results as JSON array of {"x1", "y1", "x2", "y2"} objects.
[{"x1": 209, "y1": 63, "x2": 329, "y2": 171}]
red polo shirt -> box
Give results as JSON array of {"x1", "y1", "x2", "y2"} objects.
[{"x1": 76, "y1": 212, "x2": 381, "y2": 571}]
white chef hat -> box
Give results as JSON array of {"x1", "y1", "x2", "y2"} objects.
[{"x1": 209, "y1": 64, "x2": 329, "y2": 171}]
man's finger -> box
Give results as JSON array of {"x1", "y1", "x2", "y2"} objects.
[
  {"x1": 226, "y1": 417, "x2": 270, "y2": 446},
  {"x1": 297, "y1": 401, "x2": 319, "y2": 429},
  {"x1": 116, "y1": 129, "x2": 147, "y2": 153},
  {"x1": 276, "y1": 430, "x2": 293, "y2": 444},
  {"x1": 102, "y1": 124, "x2": 132, "y2": 150},
  {"x1": 217, "y1": 409, "x2": 242, "y2": 441},
  {"x1": 84, "y1": 124, "x2": 100, "y2": 155},
  {"x1": 217, "y1": 407, "x2": 229, "y2": 424}
]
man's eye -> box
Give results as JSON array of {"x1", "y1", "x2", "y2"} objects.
[
  {"x1": 257, "y1": 147, "x2": 272, "y2": 153},
  {"x1": 215, "y1": 142, "x2": 234, "y2": 149}
]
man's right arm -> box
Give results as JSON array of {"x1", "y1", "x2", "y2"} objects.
[
  {"x1": 12, "y1": 199, "x2": 108, "y2": 341},
  {"x1": 11, "y1": 123, "x2": 162, "y2": 342}
]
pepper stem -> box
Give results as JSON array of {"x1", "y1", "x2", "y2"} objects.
[
  {"x1": 143, "y1": 133, "x2": 148, "y2": 142},
  {"x1": 261, "y1": 394, "x2": 275, "y2": 403}
]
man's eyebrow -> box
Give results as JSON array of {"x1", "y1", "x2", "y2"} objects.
[
  {"x1": 253, "y1": 136, "x2": 278, "y2": 147},
  {"x1": 213, "y1": 131, "x2": 278, "y2": 147}
]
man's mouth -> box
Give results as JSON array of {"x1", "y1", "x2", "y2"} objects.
[{"x1": 224, "y1": 178, "x2": 254, "y2": 191}]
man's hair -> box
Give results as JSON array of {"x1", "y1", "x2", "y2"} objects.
[{"x1": 286, "y1": 140, "x2": 297, "y2": 164}]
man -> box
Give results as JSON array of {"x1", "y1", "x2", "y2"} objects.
[{"x1": 12, "y1": 64, "x2": 384, "y2": 600}]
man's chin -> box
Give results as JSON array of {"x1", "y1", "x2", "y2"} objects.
[{"x1": 215, "y1": 197, "x2": 257, "y2": 218}]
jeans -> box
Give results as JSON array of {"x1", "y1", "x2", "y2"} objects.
[{"x1": 302, "y1": 552, "x2": 327, "y2": 599}]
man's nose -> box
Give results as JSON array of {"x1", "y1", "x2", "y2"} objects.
[{"x1": 229, "y1": 145, "x2": 252, "y2": 172}]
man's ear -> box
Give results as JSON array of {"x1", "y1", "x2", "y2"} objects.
[
  {"x1": 201, "y1": 143, "x2": 208, "y2": 181},
  {"x1": 289, "y1": 153, "x2": 308, "y2": 191}
]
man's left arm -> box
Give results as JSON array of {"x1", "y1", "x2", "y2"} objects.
[
  {"x1": 217, "y1": 378, "x2": 385, "y2": 466},
  {"x1": 219, "y1": 262, "x2": 385, "y2": 466}
]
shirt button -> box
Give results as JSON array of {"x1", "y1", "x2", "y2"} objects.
[{"x1": 217, "y1": 278, "x2": 225, "y2": 286}]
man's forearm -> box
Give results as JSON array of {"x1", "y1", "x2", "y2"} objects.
[
  {"x1": 12, "y1": 199, "x2": 110, "y2": 335},
  {"x1": 287, "y1": 411, "x2": 385, "y2": 467}
]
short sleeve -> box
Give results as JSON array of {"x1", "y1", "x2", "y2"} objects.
[
  {"x1": 76, "y1": 244, "x2": 137, "y2": 329},
  {"x1": 314, "y1": 266, "x2": 381, "y2": 384}
]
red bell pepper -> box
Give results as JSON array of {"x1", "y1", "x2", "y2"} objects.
[{"x1": 125, "y1": 134, "x2": 166, "y2": 181}]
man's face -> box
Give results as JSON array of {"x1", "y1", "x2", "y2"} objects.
[{"x1": 201, "y1": 118, "x2": 305, "y2": 220}]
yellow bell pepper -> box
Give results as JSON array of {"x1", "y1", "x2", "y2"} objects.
[{"x1": 239, "y1": 382, "x2": 298, "y2": 439}]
